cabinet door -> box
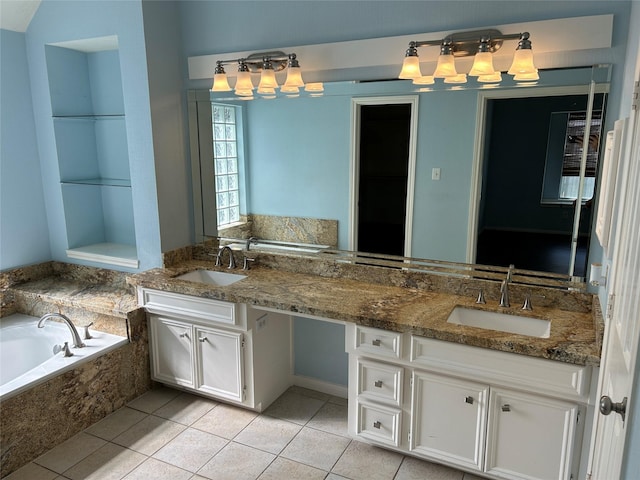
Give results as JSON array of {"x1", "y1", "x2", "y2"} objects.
[
  {"x1": 149, "y1": 315, "x2": 193, "y2": 387},
  {"x1": 485, "y1": 388, "x2": 578, "y2": 480},
  {"x1": 411, "y1": 371, "x2": 488, "y2": 471},
  {"x1": 194, "y1": 326, "x2": 244, "y2": 403}
]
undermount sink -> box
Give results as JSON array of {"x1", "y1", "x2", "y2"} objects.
[
  {"x1": 446, "y1": 306, "x2": 551, "y2": 338},
  {"x1": 176, "y1": 270, "x2": 247, "y2": 286}
]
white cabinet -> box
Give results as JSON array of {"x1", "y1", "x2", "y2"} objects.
[
  {"x1": 346, "y1": 325, "x2": 594, "y2": 480},
  {"x1": 411, "y1": 371, "x2": 488, "y2": 472},
  {"x1": 141, "y1": 288, "x2": 291, "y2": 411},
  {"x1": 485, "y1": 388, "x2": 579, "y2": 480}
]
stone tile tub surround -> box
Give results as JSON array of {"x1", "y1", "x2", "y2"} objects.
[
  {"x1": 132, "y1": 248, "x2": 602, "y2": 367},
  {"x1": 0, "y1": 262, "x2": 151, "y2": 477}
]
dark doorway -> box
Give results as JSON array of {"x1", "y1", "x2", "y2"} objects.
[{"x1": 357, "y1": 104, "x2": 412, "y2": 256}]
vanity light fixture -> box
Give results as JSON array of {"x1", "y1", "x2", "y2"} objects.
[
  {"x1": 212, "y1": 51, "x2": 305, "y2": 96},
  {"x1": 399, "y1": 29, "x2": 537, "y2": 85}
]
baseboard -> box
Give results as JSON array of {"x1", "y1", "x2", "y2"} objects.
[{"x1": 292, "y1": 375, "x2": 348, "y2": 399}]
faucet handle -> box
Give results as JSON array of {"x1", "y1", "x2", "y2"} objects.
[
  {"x1": 243, "y1": 257, "x2": 255, "y2": 271},
  {"x1": 476, "y1": 289, "x2": 486, "y2": 304},
  {"x1": 61, "y1": 342, "x2": 74, "y2": 357},
  {"x1": 81, "y1": 322, "x2": 94, "y2": 340},
  {"x1": 522, "y1": 293, "x2": 533, "y2": 311}
]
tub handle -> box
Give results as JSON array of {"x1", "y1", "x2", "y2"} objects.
[
  {"x1": 82, "y1": 322, "x2": 94, "y2": 340},
  {"x1": 61, "y1": 342, "x2": 73, "y2": 357}
]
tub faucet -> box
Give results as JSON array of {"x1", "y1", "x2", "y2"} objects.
[
  {"x1": 38, "y1": 313, "x2": 85, "y2": 348},
  {"x1": 216, "y1": 245, "x2": 236, "y2": 269},
  {"x1": 499, "y1": 264, "x2": 515, "y2": 308},
  {"x1": 246, "y1": 237, "x2": 258, "y2": 251}
]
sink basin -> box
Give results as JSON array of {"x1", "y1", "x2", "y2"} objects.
[
  {"x1": 176, "y1": 270, "x2": 247, "y2": 286},
  {"x1": 446, "y1": 307, "x2": 551, "y2": 338}
]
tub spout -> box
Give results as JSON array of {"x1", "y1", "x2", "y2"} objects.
[{"x1": 38, "y1": 313, "x2": 85, "y2": 348}]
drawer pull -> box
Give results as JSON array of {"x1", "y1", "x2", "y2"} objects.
[
  {"x1": 372, "y1": 339, "x2": 381, "y2": 346},
  {"x1": 198, "y1": 337, "x2": 208, "y2": 343},
  {"x1": 373, "y1": 421, "x2": 382, "y2": 429},
  {"x1": 501, "y1": 404, "x2": 511, "y2": 412},
  {"x1": 464, "y1": 396, "x2": 474, "y2": 405},
  {"x1": 374, "y1": 380, "x2": 383, "y2": 388}
]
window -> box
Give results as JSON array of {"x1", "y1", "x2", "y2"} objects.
[
  {"x1": 212, "y1": 103, "x2": 241, "y2": 227},
  {"x1": 558, "y1": 110, "x2": 602, "y2": 200}
]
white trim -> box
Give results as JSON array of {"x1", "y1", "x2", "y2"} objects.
[
  {"x1": 349, "y1": 96, "x2": 419, "y2": 256},
  {"x1": 292, "y1": 374, "x2": 348, "y2": 399},
  {"x1": 467, "y1": 84, "x2": 610, "y2": 264}
]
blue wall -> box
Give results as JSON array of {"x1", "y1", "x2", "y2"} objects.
[{"x1": 0, "y1": 29, "x2": 51, "y2": 269}]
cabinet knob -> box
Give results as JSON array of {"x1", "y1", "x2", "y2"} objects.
[
  {"x1": 372, "y1": 339, "x2": 381, "y2": 346},
  {"x1": 501, "y1": 404, "x2": 511, "y2": 412},
  {"x1": 199, "y1": 337, "x2": 208, "y2": 343},
  {"x1": 373, "y1": 421, "x2": 382, "y2": 429},
  {"x1": 374, "y1": 380, "x2": 383, "y2": 388},
  {"x1": 464, "y1": 396, "x2": 474, "y2": 404},
  {"x1": 179, "y1": 332, "x2": 188, "y2": 338},
  {"x1": 600, "y1": 396, "x2": 627, "y2": 421}
]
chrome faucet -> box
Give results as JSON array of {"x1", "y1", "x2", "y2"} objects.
[
  {"x1": 38, "y1": 313, "x2": 85, "y2": 348},
  {"x1": 499, "y1": 264, "x2": 515, "y2": 307},
  {"x1": 245, "y1": 236, "x2": 258, "y2": 251},
  {"x1": 216, "y1": 245, "x2": 236, "y2": 269}
]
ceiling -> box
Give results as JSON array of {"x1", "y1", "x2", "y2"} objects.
[{"x1": 0, "y1": 0, "x2": 40, "y2": 32}]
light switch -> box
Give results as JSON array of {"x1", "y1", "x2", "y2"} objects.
[{"x1": 432, "y1": 168, "x2": 441, "y2": 180}]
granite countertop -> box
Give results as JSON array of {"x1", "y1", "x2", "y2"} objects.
[{"x1": 129, "y1": 260, "x2": 601, "y2": 367}]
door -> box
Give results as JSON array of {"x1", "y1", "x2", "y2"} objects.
[
  {"x1": 194, "y1": 325, "x2": 244, "y2": 403},
  {"x1": 485, "y1": 388, "x2": 579, "y2": 480},
  {"x1": 350, "y1": 96, "x2": 418, "y2": 256},
  {"x1": 410, "y1": 370, "x2": 488, "y2": 472},
  {"x1": 590, "y1": 78, "x2": 640, "y2": 479},
  {"x1": 149, "y1": 315, "x2": 194, "y2": 387}
]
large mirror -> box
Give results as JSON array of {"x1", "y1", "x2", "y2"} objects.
[{"x1": 190, "y1": 64, "x2": 611, "y2": 280}]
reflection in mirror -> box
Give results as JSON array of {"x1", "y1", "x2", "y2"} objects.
[{"x1": 189, "y1": 64, "x2": 611, "y2": 286}]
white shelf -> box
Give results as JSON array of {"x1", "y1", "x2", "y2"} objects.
[{"x1": 66, "y1": 243, "x2": 138, "y2": 268}]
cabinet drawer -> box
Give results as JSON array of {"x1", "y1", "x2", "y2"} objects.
[
  {"x1": 357, "y1": 400, "x2": 401, "y2": 447},
  {"x1": 357, "y1": 359, "x2": 403, "y2": 406},
  {"x1": 410, "y1": 336, "x2": 591, "y2": 400},
  {"x1": 354, "y1": 326, "x2": 402, "y2": 359},
  {"x1": 139, "y1": 288, "x2": 239, "y2": 326}
]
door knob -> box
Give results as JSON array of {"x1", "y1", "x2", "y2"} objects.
[{"x1": 600, "y1": 396, "x2": 627, "y2": 421}]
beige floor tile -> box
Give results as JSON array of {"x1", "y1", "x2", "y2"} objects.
[
  {"x1": 112, "y1": 414, "x2": 186, "y2": 455},
  {"x1": 462, "y1": 473, "x2": 486, "y2": 480},
  {"x1": 63, "y1": 443, "x2": 146, "y2": 480},
  {"x1": 192, "y1": 403, "x2": 258, "y2": 439},
  {"x1": 153, "y1": 392, "x2": 218, "y2": 425},
  {"x1": 326, "y1": 474, "x2": 351, "y2": 480},
  {"x1": 287, "y1": 385, "x2": 331, "y2": 401},
  {"x1": 331, "y1": 441, "x2": 403, "y2": 480},
  {"x1": 307, "y1": 401, "x2": 349, "y2": 437},
  {"x1": 281, "y1": 426, "x2": 350, "y2": 471},
  {"x1": 34, "y1": 431, "x2": 107, "y2": 474},
  {"x1": 257, "y1": 457, "x2": 326, "y2": 480},
  {"x1": 122, "y1": 457, "x2": 192, "y2": 480},
  {"x1": 127, "y1": 386, "x2": 181, "y2": 413},
  {"x1": 84, "y1": 407, "x2": 148, "y2": 440},
  {"x1": 152, "y1": 427, "x2": 227, "y2": 472},
  {"x1": 3, "y1": 462, "x2": 59, "y2": 480},
  {"x1": 328, "y1": 395, "x2": 349, "y2": 406},
  {"x1": 197, "y1": 441, "x2": 275, "y2": 480},
  {"x1": 395, "y1": 456, "x2": 464, "y2": 480},
  {"x1": 263, "y1": 390, "x2": 325, "y2": 425},
  {"x1": 234, "y1": 415, "x2": 302, "y2": 454}
]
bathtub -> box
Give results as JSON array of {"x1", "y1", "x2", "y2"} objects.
[{"x1": 0, "y1": 313, "x2": 128, "y2": 401}]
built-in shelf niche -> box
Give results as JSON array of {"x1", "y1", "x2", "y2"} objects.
[{"x1": 46, "y1": 36, "x2": 138, "y2": 268}]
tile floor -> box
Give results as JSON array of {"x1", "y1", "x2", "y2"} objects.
[{"x1": 5, "y1": 386, "x2": 483, "y2": 480}]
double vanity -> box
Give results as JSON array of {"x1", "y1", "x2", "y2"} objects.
[{"x1": 130, "y1": 246, "x2": 601, "y2": 480}]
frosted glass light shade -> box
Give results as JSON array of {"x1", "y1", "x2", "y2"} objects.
[
  {"x1": 433, "y1": 54, "x2": 457, "y2": 78},
  {"x1": 514, "y1": 71, "x2": 540, "y2": 81},
  {"x1": 281, "y1": 85, "x2": 300, "y2": 93},
  {"x1": 478, "y1": 72, "x2": 503, "y2": 83},
  {"x1": 257, "y1": 86, "x2": 276, "y2": 95},
  {"x1": 469, "y1": 51, "x2": 495, "y2": 76},
  {"x1": 413, "y1": 75, "x2": 435, "y2": 85},
  {"x1": 284, "y1": 66, "x2": 304, "y2": 87},
  {"x1": 212, "y1": 73, "x2": 231, "y2": 91},
  {"x1": 508, "y1": 48, "x2": 537, "y2": 75},
  {"x1": 305, "y1": 82, "x2": 324, "y2": 92},
  {"x1": 399, "y1": 56, "x2": 422, "y2": 79},
  {"x1": 258, "y1": 68, "x2": 278, "y2": 89},
  {"x1": 235, "y1": 71, "x2": 254, "y2": 93},
  {"x1": 444, "y1": 73, "x2": 467, "y2": 84}
]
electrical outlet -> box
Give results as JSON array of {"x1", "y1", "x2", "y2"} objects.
[
  {"x1": 256, "y1": 317, "x2": 267, "y2": 331},
  {"x1": 432, "y1": 167, "x2": 441, "y2": 180}
]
